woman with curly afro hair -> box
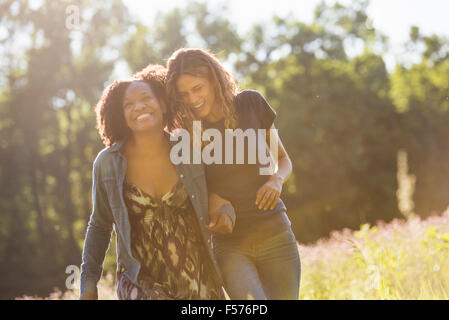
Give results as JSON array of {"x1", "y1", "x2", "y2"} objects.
[{"x1": 79, "y1": 64, "x2": 235, "y2": 300}]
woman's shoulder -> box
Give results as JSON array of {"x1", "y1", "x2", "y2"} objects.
[
  {"x1": 93, "y1": 145, "x2": 118, "y2": 171},
  {"x1": 234, "y1": 90, "x2": 276, "y2": 130},
  {"x1": 234, "y1": 89, "x2": 265, "y2": 106}
]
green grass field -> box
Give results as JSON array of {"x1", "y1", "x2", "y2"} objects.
[
  {"x1": 299, "y1": 210, "x2": 449, "y2": 299},
  {"x1": 18, "y1": 210, "x2": 449, "y2": 300}
]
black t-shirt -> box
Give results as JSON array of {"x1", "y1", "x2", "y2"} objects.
[{"x1": 203, "y1": 90, "x2": 289, "y2": 238}]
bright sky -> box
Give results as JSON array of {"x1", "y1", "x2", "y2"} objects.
[
  {"x1": 124, "y1": 0, "x2": 449, "y2": 71},
  {"x1": 125, "y1": 0, "x2": 449, "y2": 40}
]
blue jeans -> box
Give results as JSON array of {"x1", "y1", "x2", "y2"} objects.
[{"x1": 213, "y1": 228, "x2": 301, "y2": 300}]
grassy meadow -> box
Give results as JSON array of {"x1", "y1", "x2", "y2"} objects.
[{"x1": 17, "y1": 210, "x2": 449, "y2": 300}]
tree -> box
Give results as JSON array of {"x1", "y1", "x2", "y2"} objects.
[
  {"x1": 390, "y1": 27, "x2": 449, "y2": 217},
  {"x1": 0, "y1": 0, "x2": 130, "y2": 298}
]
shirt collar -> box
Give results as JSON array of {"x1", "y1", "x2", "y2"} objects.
[{"x1": 108, "y1": 137, "x2": 128, "y2": 154}]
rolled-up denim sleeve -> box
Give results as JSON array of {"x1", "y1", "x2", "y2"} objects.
[
  {"x1": 218, "y1": 204, "x2": 236, "y2": 227},
  {"x1": 80, "y1": 159, "x2": 114, "y2": 296}
]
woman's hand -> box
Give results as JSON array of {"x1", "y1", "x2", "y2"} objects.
[
  {"x1": 255, "y1": 123, "x2": 291, "y2": 211},
  {"x1": 255, "y1": 174, "x2": 283, "y2": 211},
  {"x1": 80, "y1": 291, "x2": 98, "y2": 300},
  {"x1": 207, "y1": 192, "x2": 234, "y2": 234}
]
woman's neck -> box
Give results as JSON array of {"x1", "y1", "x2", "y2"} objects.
[
  {"x1": 127, "y1": 130, "x2": 168, "y2": 158},
  {"x1": 205, "y1": 103, "x2": 225, "y2": 123}
]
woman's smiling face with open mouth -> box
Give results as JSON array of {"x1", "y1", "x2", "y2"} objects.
[
  {"x1": 122, "y1": 81, "x2": 165, "y2": 134},
  {"x1": 176, "y1": 74, "x2": 218, "y2": 121}
]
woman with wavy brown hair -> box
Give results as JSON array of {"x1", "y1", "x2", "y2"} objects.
[
  {"x1": 165, "y1": 48, "x2": 301, "y2": 300},
  {"x1": 79, "y1": 64, "x2": 235, "y2": 300}
]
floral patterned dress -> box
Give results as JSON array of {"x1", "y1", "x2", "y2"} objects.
[{"x1": 116, "y1": 178, "x2": 222, "y2": 300}]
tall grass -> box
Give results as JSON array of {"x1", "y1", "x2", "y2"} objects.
[
  {"x1": 299, "y1": 210, "x2": 449, "y2": 300},
  {"x1": 16, "y1": 210, "x2": 449, "y2": 300}
]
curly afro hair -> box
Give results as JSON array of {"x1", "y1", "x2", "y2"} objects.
[{"x1": 95, "y1": 64, "x2": 168, "y2": 147}]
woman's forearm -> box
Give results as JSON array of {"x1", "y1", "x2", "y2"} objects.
[{"x1": 270, "y1": 154, "x2": 292, "y2": 184}]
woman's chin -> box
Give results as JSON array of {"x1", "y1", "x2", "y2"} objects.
[
  {"x1": 193, "y1": 108, "x2": 209, "y2": 120},
  {"x1": 131, "y1": 122, "x2": 163, "y2": 134}
]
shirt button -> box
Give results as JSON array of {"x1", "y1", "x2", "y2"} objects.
[
  {"x1": 180, "y1": 174, "x2": 184, "y2": 178},
  {"x1": 191, "y1": 194, "x2": 195, "y2": 199}
]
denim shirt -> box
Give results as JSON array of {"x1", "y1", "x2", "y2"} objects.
[{"x1": 80, "y1": 135, "x2": 236, "y2": 296}]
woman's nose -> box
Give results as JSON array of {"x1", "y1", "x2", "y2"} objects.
[{"x1": 135, "y1": 101, "x2": 146, "y2": 110}]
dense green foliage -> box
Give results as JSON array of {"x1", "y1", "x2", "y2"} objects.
[{"x1": 1, "y1": 0, "x2": 448, "y2": 299}]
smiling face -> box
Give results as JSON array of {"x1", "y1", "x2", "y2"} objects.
[
  {"x1": 176, "y1": 74, "x2": 222, "y2": 122},
  {"x1": 122, "y1": 81, "x2": 165, "y2": 134}
]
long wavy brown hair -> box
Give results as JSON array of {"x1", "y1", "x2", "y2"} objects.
[
  {"x1": 165, "y1": 48, "x2": 238, "y2": 136},
  {"x1": 95, "y1": 65, "x2": 167, "y2": 147}
]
